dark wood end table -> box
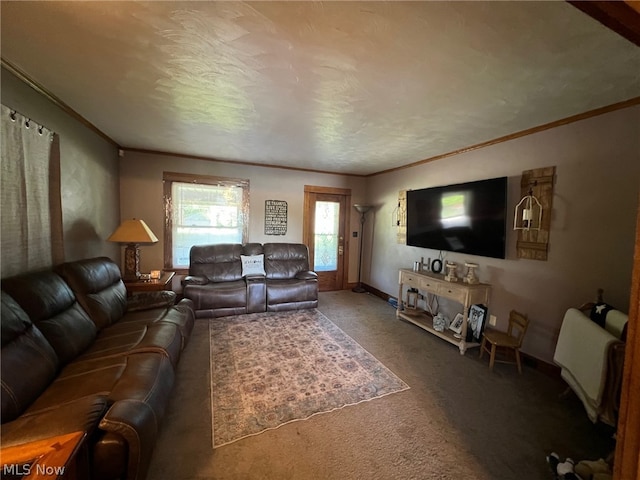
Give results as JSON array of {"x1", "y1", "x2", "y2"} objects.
[
  {"x1": 124, "y1": 271, "x2": 175, "y2": 296},
  {"x1": 0, "y1": 431, "x2": 87, "y2": 479}
]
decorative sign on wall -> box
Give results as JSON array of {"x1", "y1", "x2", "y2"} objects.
[{"x1": 265, "y1": 200, "x2": 288, "y2": 235}]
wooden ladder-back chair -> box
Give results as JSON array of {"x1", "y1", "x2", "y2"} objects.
[{"x1": 480, "y1": 310, "x2": 530, "y2": 373}]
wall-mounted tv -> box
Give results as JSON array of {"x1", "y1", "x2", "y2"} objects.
[{"x1": 406, "y1": 176, "x2": 507, "y2": 259}]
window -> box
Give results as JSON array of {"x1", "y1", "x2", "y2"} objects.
[{"x1": 163, "y1": 172, "x2": 249, "y2": 270}]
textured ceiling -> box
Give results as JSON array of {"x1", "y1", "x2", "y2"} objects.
[{"x1": 1, "y1": 1, "x2": 639, "y2": 175}]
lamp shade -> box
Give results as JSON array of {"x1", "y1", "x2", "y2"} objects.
[
  {"x1": 354, "y1": 204, "x2": 372, "y2": 214},
  {"x1": 107, "y1": 219, "x2": 158, "y2": 244}
]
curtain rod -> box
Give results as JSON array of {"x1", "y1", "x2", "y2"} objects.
[{"x1": 2, "y1": 104, "x2": 54, "y2": 136}]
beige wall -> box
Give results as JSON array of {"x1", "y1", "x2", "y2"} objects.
[
  {"x1": 365, "y1": 106, "x2": 640, "y2": 362},
  {"x1": 1, "y1": 67, "x2": 120, "y2": 263},
  {"x1": 4, "y1": 65, "x2": 638, "y2": 364},
  {"x1": 118, "y1": 151, "x2": 367, "y2": 284}
]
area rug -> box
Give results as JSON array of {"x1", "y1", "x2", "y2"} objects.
[{"x1": 209, "y1": 308, "x2": 409, "y2": 447}]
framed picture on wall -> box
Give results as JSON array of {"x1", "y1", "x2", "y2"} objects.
[{"x1": 467, "y1": 304, "x2": 488, "y2": 343}]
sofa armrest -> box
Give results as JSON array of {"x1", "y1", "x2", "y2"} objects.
[
  {"x1": 99, "y1": 399, "x2": 158, "y2": 480},
  {"x1": 246, "y1": 275, "x2": 266, "y2": 314},
  {"x1": 182, "y1": 275, "x2": 208, "y2": 286},
  {"x1": 126, "y1": 291, "x2": 176, "y2": 312},
  {"x1": 1, "y1": 395, "x2": 108, "y2": 448},
  {"x1": 295, "y1": 270, "x2": 318, "y2": 280}
]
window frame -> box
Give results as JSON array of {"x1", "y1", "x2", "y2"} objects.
[{"x1": 163, "y1": 171, "x2": 249, "y2": 272}]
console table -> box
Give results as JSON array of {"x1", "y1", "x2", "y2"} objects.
[{"x1": 397, "y1": 268, "x2": 491, "y2": 355}]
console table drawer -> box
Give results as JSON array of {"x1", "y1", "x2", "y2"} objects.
[
  {"x1": 420, "y1": 278, "x2": 439, "y2": 292},
  {"x1": 437, "y1": 283, "x2": 467, "y2": 303},
  {"x1": 401, "y1": 272, "x2": 422, "y2": 288}
]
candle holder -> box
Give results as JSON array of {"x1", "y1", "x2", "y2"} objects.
[
  {"x1": 444, "y1": 262, "x2": 458, "y2": 282},
  {"x1": 463, "y1": 262, "x2": 479, "y2": 284}
]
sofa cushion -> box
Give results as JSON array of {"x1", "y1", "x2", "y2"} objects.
[
  {"x1": 264, "y1": 243, "x2": 311, "y2": 279},
  {"x1": 184, "y1": 280, "x2": 247, "y2": 311},
  {"x1": 56, "y1": 257, "x2": 128, "y2": 330},
  {"x1": 2, "y1": 272, "x2": 97, "y2": 365},
  {"x1": 242, "y1": 243, "x2": 264, "y2": 256},
  {"x1": 124, "y1": 301, "x2": 195, "y2": 347},
  {"x1": 189, "y1": 244, "x2": 243, "y2": 282},
  {"x1": 76, "y1": 317, "x2": 183, "y2": 367},
  {"x1": 266, "y1": 278, "x2": 319, "y2": 306},
  {"x1": 26, "y1": 352, "x2": 174, "y2": 419},
  {"x1": 1, "y1": 292, "x2": 59, "y2": 423}
]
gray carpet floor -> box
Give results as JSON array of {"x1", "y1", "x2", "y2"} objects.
[{"x1": 147, "y1": 291, "x2": 615, "y2": 480}]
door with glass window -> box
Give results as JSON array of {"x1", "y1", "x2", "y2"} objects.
[{"x1": 303, "y1": 187, "x2": 350, "y2": 291}]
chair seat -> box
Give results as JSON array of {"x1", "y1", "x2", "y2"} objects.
[
  {"x1": 483, "y1": 330, "x2": 519, "y2": 347},
  {"x1": 479, "y1": 310, "x2": 529, "y2": 374}
]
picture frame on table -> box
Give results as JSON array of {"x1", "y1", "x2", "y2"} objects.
[
  {"x1": 467, "y1": 304, "x2": 488, "y2": 343},
  {"x1": 448, "y1": 312, "x2": 464, "y2": 336}
]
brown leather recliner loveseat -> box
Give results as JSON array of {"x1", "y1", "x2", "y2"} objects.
[
  {"x1": 182, "y1": 243, "x2": 318, "y2": 318},
  {"x1": 1, "y1": 256, "x2": 194, "y2": 480}
]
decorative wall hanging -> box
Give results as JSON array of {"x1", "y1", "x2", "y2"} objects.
[
  {"x1": 265, "y1": 200, "x2": 288, "y2": 235},
  {"x1": 514, "y1": 188, "x2": 543, "y2": 231},
  {"x1": 394, "y1": 190, "x2": 407, "y2": 244},
  {"x1": 516, "y1": 166, "x2": 555, "y2": 260}
]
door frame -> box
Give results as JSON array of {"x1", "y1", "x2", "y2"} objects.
[
  {"x1": 303, "y1": 185, "x2": 351, "y2": 290},
  {"x1": 614, "y1": 197, "x2": 640, "y2": 480}
]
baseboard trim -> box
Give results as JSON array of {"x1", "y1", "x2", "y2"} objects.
[
  {"x1": 356, "y1": 283, "x2": 561, "y2": 378},
  {"x1": 359, "y1": 283, "x2": 393, "y2": 302},
  {"x1": 521, "y1": 353, "x2": 561, "y2": 378}
]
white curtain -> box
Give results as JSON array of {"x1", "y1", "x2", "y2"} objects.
[{"x1": 1, "y1": 104, "x2": 63, "y2": 278}]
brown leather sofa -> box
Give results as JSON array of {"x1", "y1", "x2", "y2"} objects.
[
  {"x1": 1, "y1": 257, "x2": 194, "y2": 480},
  {"x1": 183, "y1": 243, "x2": 318, "y2": 318}
]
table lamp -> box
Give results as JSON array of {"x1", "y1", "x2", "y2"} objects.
[{"x1": 107, "y1": 218, "x2": 158, "y2": 281}]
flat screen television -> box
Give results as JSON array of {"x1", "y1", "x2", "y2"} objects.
[{"x1": 406, "y1": 176, "x2": 507, "y2": 259}]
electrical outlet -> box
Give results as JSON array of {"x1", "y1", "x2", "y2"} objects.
[{"x1": 489, "y1": 315, "x2": 497, "y2": 326}]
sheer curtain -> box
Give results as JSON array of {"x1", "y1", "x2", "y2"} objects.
[{"x1": 1, "y1": 104, "x2": 63, "y2": 278}]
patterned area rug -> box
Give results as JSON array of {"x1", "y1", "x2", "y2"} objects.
[{"x1": 209, "y1": 308, "x2": 409, "y2": 447}]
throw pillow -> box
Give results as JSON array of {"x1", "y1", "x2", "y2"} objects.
[
  {"x1": 241, "y1": 254, "x2": 265, "y2": 277},
  {"x1": 590, "y1": 302, "x2": 614, "y2": 328}
]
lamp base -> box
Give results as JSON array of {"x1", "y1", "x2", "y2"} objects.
[{"x1": 123, "y1": 243, "x2": 141, "y2": 281}]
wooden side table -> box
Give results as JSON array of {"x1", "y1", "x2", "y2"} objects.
[
  {"x1": 0, "y1": 431, "x2": 87, "y2": 479},
  {"x1": 124, "y1": 271, "x2": 175, "y2": 296}
]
